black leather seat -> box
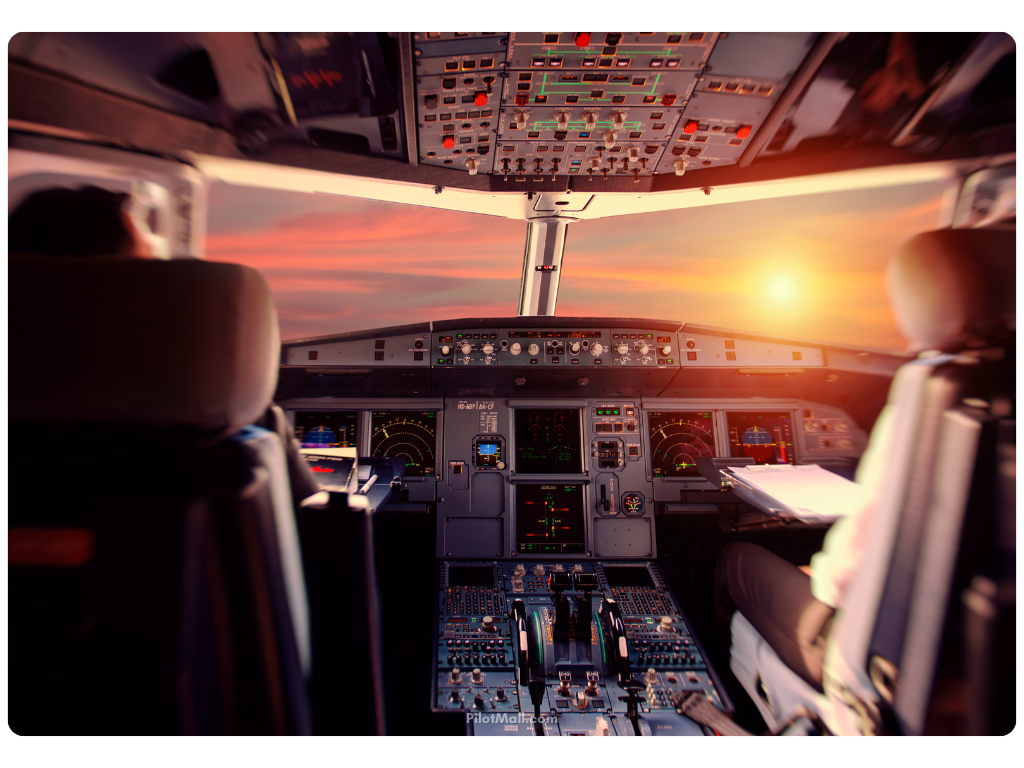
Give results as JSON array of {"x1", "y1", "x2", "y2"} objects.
[{"x1": 8, "y1": 255, "x2": 313, "y2": 735}]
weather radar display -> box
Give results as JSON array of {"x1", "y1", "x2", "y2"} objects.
[
  {"x1": 370, "y1": 411, "x2": 438, "y2": 477},
  {"x1": 648, "y1": 411, "x2": 716, "y2": 477}
]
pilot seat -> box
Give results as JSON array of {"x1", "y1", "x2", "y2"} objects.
[{"x1": 727, "y1": 226, "x2": 1015, "y2": 735}]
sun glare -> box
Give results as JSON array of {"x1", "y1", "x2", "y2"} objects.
[{"x1": 766, "y1": 275, "x2": 798, "y2": 305}]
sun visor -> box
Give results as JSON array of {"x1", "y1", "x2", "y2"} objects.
[
  {"x1": 9, "y1": 256, "x2": 280, "y2": 431},
  {"x1": 887, "y1": 228, "x2": 1015, "y2": 352}
]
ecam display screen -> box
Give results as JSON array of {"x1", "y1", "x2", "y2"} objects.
[
  {"x1": 516, "y1": 484, "x2": 585, "y2": 554},
  {"x1": 726, "y1": 411, "x2": 795, "y2": 465},
  {"x1": 479, "y1": 443, "x2": 498, "y2": 455},
  {"x1": 514, "y1": 409, "x2": 582, "y2": 474}
]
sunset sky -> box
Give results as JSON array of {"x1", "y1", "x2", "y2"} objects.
[{"x1": 206, "y1": 178, "x2": 948, "y2": 350}]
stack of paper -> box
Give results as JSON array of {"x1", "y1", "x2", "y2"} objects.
[{"x1": 727, "y1": 464, "x2": 866, "y2": 523}]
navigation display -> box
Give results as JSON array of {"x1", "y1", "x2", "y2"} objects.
[
  {"x1": 514, "y1": 408, "x2": 583, "y2": 473},
  {"x1": 648, "y1": 411, "x2": 716, "y2": 477},
  {"x1": 370, "y1": 411, "x2": 438, "y2": 477},
  {"x1": 726, "y1": 411, "x2": 796, "y2": 465},
  {"x1": 516, "y1": 484, "x2": 586, "y2": 554},
  {"x1": 295, "y1": 411, "x2": 359, "y2": 448}
]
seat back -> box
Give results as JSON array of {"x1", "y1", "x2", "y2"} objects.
[
  {"x1": 8, "y1": 256, "x2": 311, "y2": 734},
  {"x1": 823, "y1": 227, "x2": 1015, "y2": 735}
]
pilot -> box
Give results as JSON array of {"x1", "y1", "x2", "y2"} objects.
[
  {"x1": 9, "y1": 185, "x2": 154, "y2": 258},
  {"x1": 9, "y1": 185, "x2": 323, "y2": 507}
]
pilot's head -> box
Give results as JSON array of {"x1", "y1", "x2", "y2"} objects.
[{"x1": 9, "y1": 185, "x2": 152, "y2": 258}]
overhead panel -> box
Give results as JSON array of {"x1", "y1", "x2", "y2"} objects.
[{"x1": 412, "y1": 32, "x2": 817, "y2": 180}]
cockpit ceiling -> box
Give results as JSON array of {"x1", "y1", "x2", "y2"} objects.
[{"x1": 8, "y1": 32, "x2": 1015, "y2": 195}]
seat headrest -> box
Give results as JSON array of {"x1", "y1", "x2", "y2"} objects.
[
  {"x1": 887, "y1": 228, "x2": 1016, "y2": 352},
  {"x1": 9, "y1": 256, "x2": 280, "y2": 431}
]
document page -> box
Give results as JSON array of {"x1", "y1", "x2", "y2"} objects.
[{"x1": 727, "y1": 464, "x2": 866, "y2": 522}]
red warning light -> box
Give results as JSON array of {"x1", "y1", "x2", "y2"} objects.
[
  {"x1": 736, "y1": 125, "x2": 752, "y2": 138},
  {"x1": 574, "y1": 32, "x2": 591, "y2": 47},
  {"x1": 442, "y1": 136, "x2": 455, "y2": 148},
  {"x1": 683, "y1": 120, "x2": 699, "y2": 134},
  {"x1": 310, "y1": 466, "x2": 334, "y2": 473},
  {"x1": 474, "y1": 92, "x2": 487, "y2": 106}
]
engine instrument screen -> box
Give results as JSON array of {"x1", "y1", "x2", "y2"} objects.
[
  {"x1": 370, "y1": 411, "x2": 438, "y2": 477},
  {"x1": 648, "y1": 411, "x2": 716, "y2": 477},
  {"x1": 514, "y1": 408, "x2": 583, "y2": 474},
  {"x1": 726, "y1": 411, "x2": 795, "y2": 465},
  {"x1": 516, "y1": 484, "x2": 585, "y2": 554},
  {"x1": 603, "y1": 566, "x2": 655, "y2": 588},
  {"x1": 294, "y1": 411, "x2": 359, "y2": 448}
]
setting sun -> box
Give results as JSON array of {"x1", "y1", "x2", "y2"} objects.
[{"x1": 766, "y1": 275, "x2": 798, "y2": 305}]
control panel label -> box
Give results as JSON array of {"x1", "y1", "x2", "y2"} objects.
[{"x1": 457, "y1": 400, "x2": 499, "y2": 433}]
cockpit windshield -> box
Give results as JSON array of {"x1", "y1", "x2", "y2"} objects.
[{"x1": 208, "y1": 176, "x2": 949, "y2": 349}]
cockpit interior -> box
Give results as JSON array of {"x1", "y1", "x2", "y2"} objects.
[{"x1": 7, "y1": 28, "x2": 1016, "y2": 747}]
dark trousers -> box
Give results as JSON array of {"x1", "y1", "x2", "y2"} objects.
[{"x1": 714, "y1": 542, "x2": 835, "y2": 692}]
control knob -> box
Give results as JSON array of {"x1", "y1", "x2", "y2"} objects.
[
  {"x1": 482, "y1": 615, "x2": 495, "y2": 632},
  {"x1": 482, "y1": 343, "x2": 494, "y2": 355},
  {"x1": 658, "y1": 616, "x2": 675, "y2": 633},
  {"x1": 583, "y1": 111, "x2": 598, "y2": 130},
  {"x1": 661, "y1": 345, "x2": 672, "y2": 355},
  {"x1": 674, "y1": 159, "x2": 686, "y2": 176},
  {"x1": 461, "y1": 343, "x2": 472, "y2": 355},
  {"x1": 510, "y1": 342, "x2": 522, "y2": 355},
  {"x1": 528, "y1": 343, "x2": 539, "y2": 356},
  {"x1": 645, "y1": 667, "x2": 658, "y2": 684},
  {"x1": 533, "y1": 564, "x2": 546, "y2": 577},
  {"x1": 591, "y1": 343, "x2": 604, "y2": 356},
  {"x1": 441, "y1": 345, "x2": 451, "y2": 355},
  {"x1": 603, "y1": 131, "x2": 617, "y2": 149},
  {"x1": 596, "y1": 717, "x2": 610, "y2": 736},
  {"x1": 638, "y1": 343, "x2": 650, "y2": 355},
  {"x1": 465, "y1": 158, "x2": 479, "y2": 175},
  {"x1": 616, "y1": 343, "x2": 628, "y2": 355},
  {"x1": 450, "y1": 668, "x2": 463, "y2": 684},
  {"x1": 474, "y1": 693, "x2": 485, "y2": 708},
  {"x1": 514, "y1": 564, "x2": 526, "y2": 576},
  {"x1": 554, "y1": 564, "x2": 565, "y2": 572},
  {"x1": 513, "y1": 110, "x2": 529, "y2": 129},
  {"x1": 611, "y1": 111, "x2": 626, "y2": 130},
  {"x1": 557, "y1": 680, "x2": 571, "y2": 697},
  {"x1": 471, "y1": 668, "x2": 484, "y2": 683},
  {"x1": 496, "y1": 687, "x2": 507, "y2": 702},
  {"x1": 575, "y1": 691, "x2": 588, "y2": 709},
  {"x1": 555, "y1": 111, "x2": 570, "y2": 130},
  {"x1": 569, "y1": 342, "x2": 580, "y2": 354}
]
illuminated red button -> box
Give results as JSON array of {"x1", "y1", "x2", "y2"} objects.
[
  {"x1": 683, "y1": 120, "x2": 699, "y2": 134},
  {"x1": 474, "y1": 92, "x2": 487, "y2": 106},
  {"x1": 661, "y1": 94, "x2": 677, "y2": 106},
  {"x1": 736, "y1": 125, "x2": 751, "y2": 138},
  {"x1": 575, "y1": 32, "x2": 591, "y2": 47},
  {"x1": 442, "y1": 136, "x2": 455, "y2": 148}
]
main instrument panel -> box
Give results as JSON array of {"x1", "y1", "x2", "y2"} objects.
[{"x1": 280, "y1": 318, "x2": 875, "y2": 736}]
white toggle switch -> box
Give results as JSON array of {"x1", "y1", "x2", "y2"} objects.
[
  {"x1": 611, "y1": 111, "x2": 626, "y2": 130},
  {"x1": 603, "y1": 131, "x2": 617, "y2": 149},
  {"x1": 628, "y1": 147, "x2": 639, "y2": 161},
  {"x1": 674, "y1": 159, "x2": 686, "y2": 176},
  {"x1": 555, "y1": 111, "x2": 570, "y2": 130},
  {"x1": 583, "y1": 111, "x2": 598, "y2": 130},
  {"x1": 466, "y1": 158, "x2": 478, "y2": 175}
]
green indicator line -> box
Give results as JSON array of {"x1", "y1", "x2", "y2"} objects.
[{"x1": 595, "y1": 613, "x2": 607, "y2": 663}]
